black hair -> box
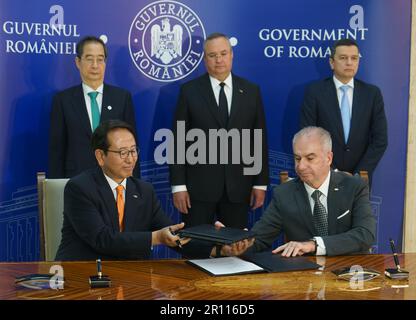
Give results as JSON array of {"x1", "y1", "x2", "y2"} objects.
[
  {"x1": 330, "y1": 38, "x2": 359, "y2": 58},
  {"x1": 91, "y1": 120, "x2": 136, "y2": 154},
  {"x1": 76, "y1": 36, "x2": 108, "y2": 59}
]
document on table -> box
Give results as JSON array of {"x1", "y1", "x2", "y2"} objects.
[{"x1": 187, "y1": 256, "x2": 265, "y2": 276}]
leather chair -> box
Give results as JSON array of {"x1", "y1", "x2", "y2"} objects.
[{"x1": 37, "y1": 172, "x2": 69, "y2": 261}]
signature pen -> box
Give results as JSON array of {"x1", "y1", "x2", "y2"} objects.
[
  {"x1": 169, "y1": 227, "x2": 182, "y2": 248},
  {"x1": 96, "y1": 258, "x2": 102, "y2": 278},
  {"x1": 389, "y1": 238, "x2": 401, "y2": 271}
]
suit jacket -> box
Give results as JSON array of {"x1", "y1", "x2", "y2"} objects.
[
  {"x1": 251, "y1": 171, "x2": 376, "y2": 256},
  {"x1": 300, "y1": 78, "x2": 388, "y2": 178},
  {"x1": 169, "y1": 73, "x2": 269, "y2": 203},
  {"x1": 55, "y1": 168, "x2": 213, "y2": 261},
  {"x1": 48, "y1": 83, "x2": 139, "y2": 178}
]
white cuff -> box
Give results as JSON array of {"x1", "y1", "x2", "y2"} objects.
[
  {"x1": 314, "y1": 236, "x2": 326, "y2": 256},
  {"x1": 253, "y1": 185, "x2": 267, "y2": 191},
  {"x1": 172, "y1": 185, "x2": 187, "y2": 193}
]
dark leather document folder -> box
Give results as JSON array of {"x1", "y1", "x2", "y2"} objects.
[
  {"x1": 178, "y1": 224, "x2": 256, "y2": 244},
  {"x1": 244, "y1": 251, "x2": 321, "y2": 273},
  {"x1": 187, "y1": 251, "x2": 321, "y2": 276}
]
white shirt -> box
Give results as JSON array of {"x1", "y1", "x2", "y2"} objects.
[
  {"x1": 333, "y1": 76, "x2": 354, "y2": 119},
  {"x1": 103, "y1": 173, "x2": 127, "y2": 202},
  {"x1": 82, "y1": 83, "x2": 103, "y2": 130},
  {"x1": 209, "y1": 74, "x2": 233, "y2": 115},
  {"x1": 303, "y1": 171, "x2": 331, "y2": 256}
]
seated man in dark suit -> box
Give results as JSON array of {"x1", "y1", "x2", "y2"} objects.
[
  {"x1": 55, "y1": 120, "x2": 222, "y2": 261},
  {"x1": 49, "y1": 35, "x2": 139, "y2": 179},
  {"x1": 220, "y1": 126, "x2": 376, "y2": 258}
]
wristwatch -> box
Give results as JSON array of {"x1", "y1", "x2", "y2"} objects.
[{"x1": 310, "y1": 238, "x2": 318, "y2": 255}]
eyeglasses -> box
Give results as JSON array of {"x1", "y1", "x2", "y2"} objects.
[
  {"x1": 106, "y1": 148, "x2": 139, "y2": 159},
  {"x1": 81, "y1": 57, "x2": 106, "y2": 65},
  {"x1": 206, "y1": 51, "x2": 230, "y2": 60}
]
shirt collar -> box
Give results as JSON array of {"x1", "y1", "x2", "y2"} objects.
[
  {"x1": 82, "y1": 83, "x2": 104, "y2": 95},
  {"x1": 209, "y1": 73, "x2": 233, "y2": 90},
  {"x1": 304, "y1": 170, "x2": 331, "y2": 199},
  {"x1": 333, "y1": 76, "x2": 354, "y2": 90},
  {"x1": 103, "y1": 172, "x2": 127, "y2": 191}
]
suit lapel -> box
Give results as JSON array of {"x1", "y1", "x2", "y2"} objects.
[
  {"x1": 100, "y1": 84, "x2": 115, "y2": 123},
  {"x1": 327, "y1": 171, "x2": 342, "y2": 235},
  {"x1": 228, "y1": 74, "x2": 244, "y2": 126},
  {"x1": 123, "y1": 178, "x2": 143, "y2": 231},
  {"x1": 325, "y1": 80, "x2": 345, "y2": 143},
  {"x1": 94, "y1": 169, "x2": 119, "y2": 231},
  {"x1": 348, "y1": 80, "x2": 362, "y2": 144},
  {"x1": 198, "y1": 73, "x2": 226, "y2": 128},
  {"x1": 73, "y1": 84, "x2": 92, "y2": 136},
  {"x1": 294, "y1": 179, "x2": 316, "y2": 235}
]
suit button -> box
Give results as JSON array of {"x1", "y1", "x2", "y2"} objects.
[{"x1": 345, "y1": 147, "x2": 350, "y2": 152}]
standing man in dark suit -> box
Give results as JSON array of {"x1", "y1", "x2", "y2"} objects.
[
  {"x1": 170, "y1": 33, "x2": 269, "y2": 229},
  {"x1": 300, "y1": 39, "x2": 387, "y2": 185},
  {"x1": 49, "y1": 36, "x2": 139, "y2": 178},
  {"x1": 224, "y1": 126, "x2": 376, "y2": 258},
  {"x1": 56, "y1": 120, "x2": 215, "y2": 261}
]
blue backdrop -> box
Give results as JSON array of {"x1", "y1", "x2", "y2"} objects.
[{"x1": 0, "y1": 0, "x2": 411, "y2": 261}]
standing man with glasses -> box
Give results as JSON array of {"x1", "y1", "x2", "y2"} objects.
[
  {"x1": 300, "y1": 38, "x2": 387, "y2": 186},
  {"x1": 49, "y1": 36, "x2": 139, "y2": 179},
  {"x1": 170, "y1": 33, "x2": 269, "y2": 229},
  {"x1": 56, "y1": 120, "x2": 217, "y2": 261}
]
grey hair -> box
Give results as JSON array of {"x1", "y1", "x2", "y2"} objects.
[
  {"x1": 204, "y1": 32, "x2": 232, "y2": 52},
  {"x1": 293, "y1": 126, "x2": 332, "y2": 152}
]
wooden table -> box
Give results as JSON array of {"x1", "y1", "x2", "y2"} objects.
[{"x1": 0, "y1": 254, "x2": 414, "y2": 300}]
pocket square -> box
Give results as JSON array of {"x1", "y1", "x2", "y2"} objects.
[{"x1": 337, "y1": 210, "x2": 350, "y2": 220}]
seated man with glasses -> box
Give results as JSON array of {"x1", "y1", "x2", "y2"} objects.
[
  {"x1": 49, "y1": 35, "x2": 140, "y2": 179},
  {"x1": 55, "y1": 120, "x2": 219, "y2": 261}
]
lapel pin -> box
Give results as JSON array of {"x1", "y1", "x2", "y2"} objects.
[
  {"x1": 107, "y1": 105, "x2": 112, "y2": 110},
  {"x1": 334, "y1": 188, "x2": 339, "y2": 191},
  {"x1": 133, "y1": 194, "x2": 138, "y2": 198},
  {"x1": 239, "y1": 89, "x2": 244, "y2": 93}
]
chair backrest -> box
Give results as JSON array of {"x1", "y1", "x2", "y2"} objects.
[
  {"x1": 37, "y1": 172, "x2": 69, "y2": 261},
  {"x1": 279, "y1": 171, "x2": 292, "y2": 184}
]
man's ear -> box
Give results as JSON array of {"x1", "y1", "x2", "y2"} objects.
[
  {"x1": 95, "y1": 149, "x2": 105, "y2": 167},
  {"x1": 329, "y1": 57, "x2": 334, "y2": 71},
  {"x1": 327, "y1": 151, "x2": 334, "y2": 166},
  {"x1": 75, "y1": 57, "x2": 81, "y2": 70}
]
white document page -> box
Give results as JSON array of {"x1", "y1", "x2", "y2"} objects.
[{"x1": 188, "y1": 256, "x2": 264, "y2": 276}]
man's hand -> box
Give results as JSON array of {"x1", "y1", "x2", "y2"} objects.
[
  {"x1": 272, "y1": 240, "x2": 316, "y2": 257},
  {"x1": 152, "y1": 222, "x2": 190, "y2": 247},
  {"x1": 222, "y1": 238, "x2": 255, "y2": 256},
  {"x1": 250, "y1": 189, "x2": 266, "y2": 210},
  {"x1": 173, "y1": 191, "x2": 191, "y2": 214}
]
